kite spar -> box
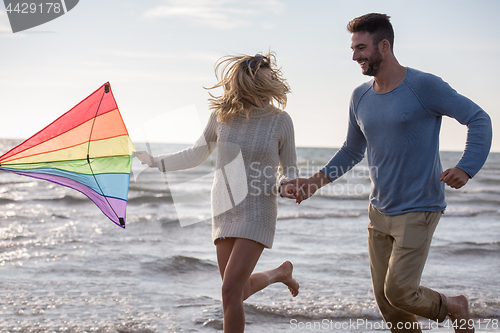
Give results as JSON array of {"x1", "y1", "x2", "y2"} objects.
[{"x1": 0, "y1": 83, "x2": 135, "y2": 228}]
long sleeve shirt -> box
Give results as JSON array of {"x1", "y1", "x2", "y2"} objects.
[{"x1": 321, "y1": 67, "x2": 492, "y2": 215}]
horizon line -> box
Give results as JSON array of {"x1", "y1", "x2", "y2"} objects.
[{"x1": 0, "y1": 138, "x2": 498, "y2": 154}]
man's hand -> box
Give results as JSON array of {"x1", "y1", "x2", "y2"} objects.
[
  {"x1": 282, "y1": 178, "x2": 321, "y2": 204},
  {"x1": 440, "y1": 167, "x2": 470, "y2": 189},
  {"x1": 133, "y1": 151, "x2": 157, "y2": 168},
  {"x1": 296, "y1": 178, "x2": 319, "y2": 203}
]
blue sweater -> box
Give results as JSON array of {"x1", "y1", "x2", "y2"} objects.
[{"x1": 321, "y1": 67, "x2": 492, "y2": 215}]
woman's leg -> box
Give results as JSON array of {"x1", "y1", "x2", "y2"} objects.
[
  {"x1": 243, "y1": 261, "x2": 299, "y2": 299},
  {"x1": 216, "y1": 238, "x2": 300, "y2": 333},
  {"x1": 216, "y1": 238, "x2": 264, "y2": 333}
]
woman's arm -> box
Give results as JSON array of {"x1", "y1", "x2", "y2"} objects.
[
  {"x1": 135, "y1": 112, "x2": 218, "y2": 172},
  {"x1": 278, "y1": 112, "x2": 299, "y2": 188}
]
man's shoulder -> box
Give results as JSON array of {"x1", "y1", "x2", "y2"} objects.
[
  {"x1": 405, "y1": 67, "x2": 445, "y2": 88},
  {"x1": 351, "y1": 80, "x2": 373, "y2": 104}
]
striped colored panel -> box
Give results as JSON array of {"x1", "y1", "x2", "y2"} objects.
[
  {"x1": 2, "y1": 135, "x2": 134, "y2": 165},
  {"x1": 0, "y1": 156, "x2": 131, "y2": 175},
  {"x1": 0, "y1": 83, "x2": 135, "y2": 227},
  {"x1": 0, "y1": 83, "x2": 118, "y2": 162},
  {"x1": 11, "y1": 170, "x2": 127, "y2": 228},
  {"x1": 0, "y1": 109, "x2": 127, "y2": 164},
  {"x1": 2, "y1": 168, "x2": 130, "y2": 201}
]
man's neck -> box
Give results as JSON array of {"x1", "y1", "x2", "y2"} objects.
[{"x1": 373, "y1": 61, "x2": 406, "y2": 94}]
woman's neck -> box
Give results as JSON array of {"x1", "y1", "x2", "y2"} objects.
[{"x1": 256, "y1": 97, "x2": 269, "y2": 108}]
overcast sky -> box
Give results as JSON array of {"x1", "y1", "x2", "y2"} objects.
[{"x1": 1, "y1": 0, "x2": 498, "y2": 152}]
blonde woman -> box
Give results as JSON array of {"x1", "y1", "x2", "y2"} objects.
[{"x1": 135, "y1": 52, "x2": 300, "y2": 333}]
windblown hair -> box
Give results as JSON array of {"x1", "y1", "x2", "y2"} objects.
[
  {"x1": 347, "y1": 13, "x2": 394, "y2": 52},
  {"x1": 206, "y1": 52, "x2": 290, "y2": 124}
]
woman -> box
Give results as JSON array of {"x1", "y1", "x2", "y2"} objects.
[{"x1": 135, "y1": 52, "x2": 299, "y2": 333}]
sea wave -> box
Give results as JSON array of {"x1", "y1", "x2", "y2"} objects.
[
  {"x1": 245, "y1": 299, "x2": 500, "y2": 321},
  {"x1": 442, "y1": 208, "x2": 498, "y2": 217},
  {"x1": 0, "y1": 179, "x2": 36, "y2": 186},
  {"x1": 128, "y1": 190, "x2": 212, "y2": 205},
  {"x1": 28, "y1": 194, "x2": 89, "y2": 204},
  {"x1": 476, "y1": 178, "x2": 500, "y2": 185},
  {"x1": 0, "y1": 197, "x2": 16, "y2": 204},
  {"x1": 245, "y1": 301, "x2": 382, "y2": 320},
  {"x1": 128, "y1": 184, "x2": 172, "y2": 193},
  {"x1": 0, "y1": 222, "x2": 35, "y2": 241},
  {"x1": 433, "y1": 241, "x2": 500, "y2": 257},
  {"x1": 140, "y1": 255, "x2": 218, "y2": 276},
  {"x1": 157, "y1": 215, "x2": 180, "y2": 225},
  {"x1": 457, "y1": 187, "x2": 500, "y2": 195},
  {"x1": 278, "y1": 211, "x2": 362, "y2": 220},
  {"x1": 315, "y1": 192, "x2": 370, "y2": 201},
  {"x1": 200, "y1": 318, "x2": 224, "y2": 330},
  {"x1": 127, "y1": 194, "x2": 174, "y2": 204}
]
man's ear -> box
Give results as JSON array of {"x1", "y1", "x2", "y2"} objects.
[{"x1": 380, "y1": 39, "x2": 391, "y2": 53}]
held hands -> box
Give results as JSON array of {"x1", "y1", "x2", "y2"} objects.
[
  {"x1": 280, "y1": 182, "x2": 299, "y2": 200},
  {"x1": 133, "y1": 150, "x2": 157, "y2": 168},
  {"x1": 280, "y1": 178, "x2": 319, "y2": 204},
  {"x1": 440, "y1": 167, "x2": 470, "y2": 189}
]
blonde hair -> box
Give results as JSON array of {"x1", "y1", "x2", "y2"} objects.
[{"x1": 206, "y1": 52, "x2": 291, "y2": 124}]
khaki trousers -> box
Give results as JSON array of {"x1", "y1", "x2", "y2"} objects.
[{"x1": 368, "y1": 204, "x2": 448, "y2": 333}]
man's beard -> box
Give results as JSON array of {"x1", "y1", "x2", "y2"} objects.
[{"x1": 362, "y1": 49, "x2": 383, "y2": 76}]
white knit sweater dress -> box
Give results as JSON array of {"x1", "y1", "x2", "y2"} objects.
[{"x1": 157, "y1": 104, "x2": 298, "y2": 248}]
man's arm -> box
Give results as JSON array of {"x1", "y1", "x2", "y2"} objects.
[
  {"x1": 283, "y1": 89, "x2": 368, "y2": 203},
  {"x1": 298, "y1": 170, "x2": 332, "y2": 203},
  {"x1": 411, "y1": 71, "x2": 493, "y2": 181}
]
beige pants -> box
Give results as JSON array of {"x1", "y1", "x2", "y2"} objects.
[{"x1": 368, "y1": 204, "x2": 448, "y2": 333}]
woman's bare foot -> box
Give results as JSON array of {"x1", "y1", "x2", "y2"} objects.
[
  {"x1": 447, "y1": 295, "x2": 474, "y2": 333},
  {"x1": 277, "y1": 261, "x2": 299, "y2": 297}
]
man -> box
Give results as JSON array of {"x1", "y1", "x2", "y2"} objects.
[{"x1": 283, "y1": 13, "x2": 492, "y2": 333}]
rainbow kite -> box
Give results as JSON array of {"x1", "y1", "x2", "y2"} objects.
[{"x1": 0, "y1": 83, "x2": 135, "y2": 228}]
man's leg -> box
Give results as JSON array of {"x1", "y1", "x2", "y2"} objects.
[
  {"x1": 368, "y1": 204, "x2": 422, "y2": 333},
  {"x1": 383, "y1": 209, "x2": 448, "y2": 323},
  {"x1": 369, "y1": 205, "x2": 475, "y2": 333}
]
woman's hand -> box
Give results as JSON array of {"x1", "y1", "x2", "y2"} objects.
[
  {"x1": 133, "y1": 151, "x2": 157, "y2": 168},
  {"x1": 280, "y1": 182, "x2": 299, "y2": 200}
]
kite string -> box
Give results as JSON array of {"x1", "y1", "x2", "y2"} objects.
[
  {"x1": 86, "y1": 84, "x2": 125, "y2": 226},
  {"x1": 86, "y1": 86, "x2": 106, "y2": 160}
]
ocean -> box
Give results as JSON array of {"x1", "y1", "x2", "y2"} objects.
[{"x1": 0, "y1": 138, "x2": 499, "y2": 332}]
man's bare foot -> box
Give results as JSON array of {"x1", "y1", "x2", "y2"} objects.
[
  {"x1": 278, "y1": 261, "x2": 299, "y2": 297},
  {"x1": 447, "y1": 295, "x2": 474, "y2": 333}
]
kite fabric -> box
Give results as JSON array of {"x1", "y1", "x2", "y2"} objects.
[{"x1": 0, "y1": 82, "x2": 135, "y2": 228}]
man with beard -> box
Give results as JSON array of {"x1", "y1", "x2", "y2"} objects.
[{"x1": 283, "y1": 13, "x2": 492, "y2": 333}]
